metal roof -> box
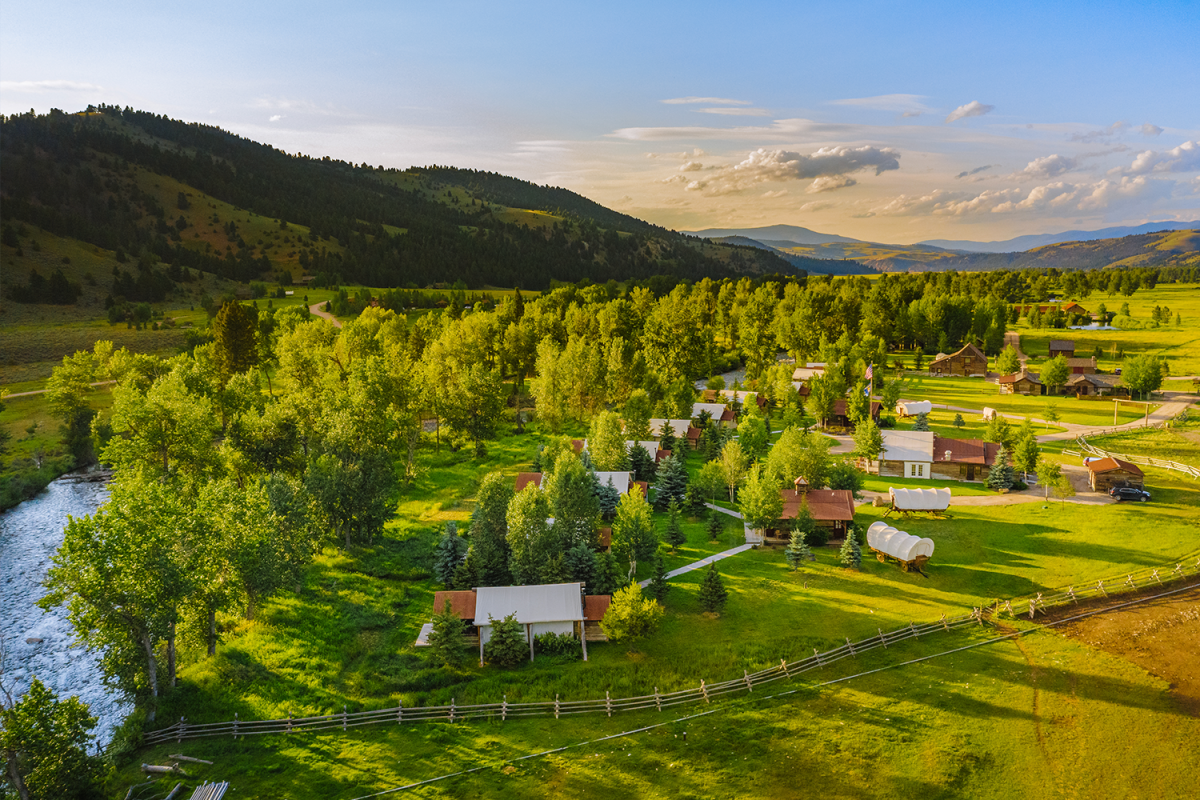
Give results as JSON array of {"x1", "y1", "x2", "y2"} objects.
[
  {"x1": 594, "y1": 471, "x2": 634, "y2": 494},
  {"x1": 881, "y1": 430, "x2": 935, "y2": 462},
  {"x1": 474, "y1": 583, "x2": 585, "y2": 626},
  {"x1": 650, "y1": 418, "x2": 692, "y2": 438}
]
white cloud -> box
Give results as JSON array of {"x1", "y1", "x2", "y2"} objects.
[
  {"x1": 807, "y1": 176, "x2": 857, "y2": 193},
  {"x1": 1070, "y1": 121, "x2": 1127, "y2": 143},
  {"x1": 667, "y1": 145, "x2": 900, "y2": 196},
  {"x1": 830, "y1": 93, "x2": 933, "y2": 115},
  {"x1": 0, "y1": 80, "x2": 102, "y2": 92},
  {"x1": 1124, "y1": 140, "x2": 1200, "y2": 174},
  {"x1": 762, "y1": 189, "x2": 789, "y2": 198},
  {"x1": 268, "y1": 114, "x2": 283, "y2": 122},
  {"x1": 870, "y1": 175, "x2": 1158, "y2": 217},
  {"x1": 798, "y1": 200, "x2": 837, "y2": 212},
  {"x1": 609, "y1": 117, "x2": 860, "y2": 141},
  {"x1": 661, "y1": 96, "x2": 751, "y2": 105},
  {"x1": 945, "y1": 101, "x2": 994, "y2": 124},
  {"x1": 695, "y1": 107, "x2": 770, "y2": 116},
  {"x1": 1141, "y1": 123, "x2": 1164, "y2": 137},
  {"x1": 1016, "y1": 154, "x2": 1077, "y2": 180}
]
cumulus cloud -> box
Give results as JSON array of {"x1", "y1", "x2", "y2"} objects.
[
  {"x1": 1123, "y1": 140, "x2": 1200, "y2": 174},
  {"x1": 661, "y1": 96, "x2": 750, "y2": 105},
  {"x1": 695, "y1": 107, "x2": 770, "y2": 116},
  {"x1": 0, "y1": 79, "x2": 102, "y2": 92},
  {"x1": 870, "y1": 175, "x2": 1157, "y2": 217},
  {"x1": 666, "y1": 145, "x2": 900, "y2": 196},
  {"x1": 955, "y1": 165, "x2": 993, "y2": 179},
  {"x1": 830, "y1": 93, "x2": 933, "y2": 115},
  {"x1": 945, "y1": 101, "x2": 994, "y2": 123},
  {"x1": 1141, "y1": 123, "x2": 1164, "y2": 137},
  {"x1": 807, "y1": 176, "x2": 857, "y2": 193},
  {"x1": 1070, "y1": 121, "x2": 1127, "y2": 143},
  {"x1": 269, "y1": 115, "x2": 283, "y2": 122},
  {"x1": 762, "y1": 189, "x2": 789, "y2": 198},
  {"x1": 1015, "y1": 154, "x2": 1077, "y2": 180}
]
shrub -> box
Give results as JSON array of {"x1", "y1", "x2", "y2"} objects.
[
  {"x1": 534, "y1": 632, "x2": 581, "y2": 659},
  {"x1": 483, "y1": 613, "x2": 527, "y2": 667},
  {"x1": 600, "y1": 583, "x2": 663, "y2": 643},
  {"x1": 698, "y1": 563, "x2": 728, "y2": 612}
]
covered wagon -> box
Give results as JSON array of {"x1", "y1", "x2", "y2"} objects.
[
  {"x1": 982, "y1": 407, "x2": 998, "y2": 422},
  {"x1": 887, "y1": 487, "x2": 951, "y2": 517},
  {"x1": 866, "y1": 521, "x2": 935, "y2": 573},
  {"x1": 896, "y1": 400, "x2": 932, "y2": 418}
]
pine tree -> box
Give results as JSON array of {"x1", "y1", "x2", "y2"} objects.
[
  {"x1": 471, "y1": 472, "x2": 513, "y2": 586},
  {"x1": 427, "y1": 603, "x2": 467, "y2": 667},
  {"x1": 685, "y1": 483, "x2": 708, "y2": 515},
  {"x1": 433, "y1": 522, "x2": 467, "y2": 587},
  {"x1": 565, "y1": 543, "x2": 598, "y2": 586},
  {"x1": 785, "y1": 528, "x2": 813, "y2": 569},
  {"x1": 912, "y1": 412, "x2": 930, "y2": 432},
  {"x1": 647, "y1": 551, "x2": 671, "y2": 601},
  {"x1": 629, "y1": 444, "x2": 656, "y2": 482},
  {"x1": 539, "y1": 552, "x2": 570, "y2": 584},
  {"x1": 952, "y1": 413, "x2": 965, "y2": 430},
  {"x1": 659, "y1": 425, "x2": 677, "y2": 456},
  {"x1": 698, "y1": 562, "x2": 728, "y2": 613},
  {"x1": 987, "y1": 443, "x2": 1015, "y2": 491},
  {"x1": 653, "y1": 453, "x2": 689, "y2": 511},
  {"x1": 705, "y1": 510, "x2": 725, "y2": 542},
  {"x1": 839, "y1": 527, "x2": 862, "y2": 569},
  {"x1": 663, "y1": 499, "x2": 687, "y2": 551},
  {"x1": 452, "y1": 547, "x2": 476, "y2": 589},
  {"x1": 592, "y1": 550, "x2": 624, "y2": 595},
  {"x1": 483, "y1": 613, "x2": 528, "y2": 667}
]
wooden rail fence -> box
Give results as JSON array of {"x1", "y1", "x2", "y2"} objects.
[
  {"x1": 143, "y1": 556, "x2": 1200, "y2": 747},
  {"x1": 1076, "y1": 430, "x2": 1200, "y2": 479}
]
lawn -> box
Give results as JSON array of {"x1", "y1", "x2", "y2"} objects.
[{"x1": 899, "y1": 376, "x2": 1152, "y2": 427}]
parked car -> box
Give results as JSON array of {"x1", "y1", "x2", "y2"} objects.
[{"x1": 1110, "y1": 486, "x2": 1150, "y2": 502}]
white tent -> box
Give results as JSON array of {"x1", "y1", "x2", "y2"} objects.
[
  {"x1": 896, "y1": 400, "x2": 932, "y2": 417},
  {"x1": 889, "y1": 487, "x2": 951, "y2": 512},
  {"x1": 866, "y1": 521, "x2": 935, "y2": 564},
  {"x1": 626, "y1": 440, "x2": 660, "y2": 461}
]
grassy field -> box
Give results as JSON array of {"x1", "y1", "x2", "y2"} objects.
[
  {"x1": 1084, "y1": 417, "x2": 1200, "y2": 467},
  {"x1": 899, "y1": 376, "x2": 1153, "y2": 427}
]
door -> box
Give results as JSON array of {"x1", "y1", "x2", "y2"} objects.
[{"x1": 967, "y1": 464, "x2": 975, "y2": 481}]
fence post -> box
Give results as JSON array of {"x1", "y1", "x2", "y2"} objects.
[
  {"x1": 1066, "y1": 586, "x2": 1076, "y2": 604},
  {"x1": 1152, "y1": 569, "x2": 1162, "y2": 584},
  {"x1": 1028, "y1": 599, "x2": 1036, "y2": 620},
  {"x1": 397, "y1": 701, "x2": 403, "y2": 724},
  {"x1": 287, "y1": 712, "x2": 292, "y2": 734},
  {"x1": 343, "y1": 705, "x2": 348, "y2": 732},
  {"x1": 233, "y1": 713, "x2": 238, "y2": 740},
  {"x1": 1003, "y1": 600, "x2": 1014, "y2": 617},
  {"x1": 655, "y1": 687, "x2": 661, "y2": 712},
  {"x1": 449, "y1": 698, "x2": 455, "y2": 723},
  {"x1": 1125, "y1": 575, "x2": 1136, "y2": 590},
  {"x1": 606, "y1": 690, "x2": 612, "y2": 716},
  {"x1": 846, "y1": 637, "x2": 856, "y2": 656},
  {"x1": 501, "y1": 695, "x2": 507, "y2": 722},
  {"x1": 1097, "y1": 579, "x2": 1107, "y2": 597},
  {"x1": 878, "y1": 628, "x2": 887, "y2": 648},
  {"x1": 940, "y1": 614, "x2": 949, "y2": 630},
  {"x1": 554, "y1": 694, "x2": 560, "y2": 720},
  {"x1": 177, "y1": 717, "x2": 185, "y2": 744},
  {"x1": 910, "y1": 622, "x2": 918, "y2": 638},
  {"x1": 744, "y1": 670, "x2": 753, "y2": 692},
  {"x1": 814, "y1": 647, "x2": 824, "y2": 665},
  {"x1": 700, "y1": 680, "x2": 710, "y2": 703}
]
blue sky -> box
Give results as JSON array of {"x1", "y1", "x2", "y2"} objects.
[{"x1": 2, "y1": 0, "x2": 1198, "y2": 242}]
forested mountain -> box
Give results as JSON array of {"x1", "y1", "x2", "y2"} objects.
[
  {"x1": 921, "y1": 221, "x2": 1200, "y2": 253},
  {"x1": 709, "y1": 236, "x2": 876, "y2": 276},
  {"x1": 0, "y1": 107, "x2": 793, "y2": 298},
  {"x1": 906, "y1": 229, "x2": 1200, "y2": 272}
]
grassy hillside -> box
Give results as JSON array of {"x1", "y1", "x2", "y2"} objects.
[{"x1": 909, "y1": 229, "x2": 1200, "y2": 273}]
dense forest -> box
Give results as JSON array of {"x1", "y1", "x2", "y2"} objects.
[{"x1": 0, "y1": 107, "x2": 796, "y2": 295}]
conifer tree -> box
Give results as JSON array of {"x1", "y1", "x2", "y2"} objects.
[
  {"x1": 433, "y1": 522, "x2": 467, "y2": 587},
  {"x1": 427, "y1": 602, "x2": 467, "y2": 667},
  {"x1": 653, "y1": 453, "x2": 689, "y2": 510},
  {"x1": 912, "y1": 412, "x2": 930, "y2": 432},
  {"x1": 785, "y1": 528, "x2": 813, "y2": 570},
  {"x1": 595, "y1": 477, "x2": 620, "y2": 519},
  {"x1": 987, "y1": 443, "x2": 1015, "y2": 491},
  {"x1": 839, "y1": 528, "x2": 862, "y2": 569},
  {"x1": 483, "y1": 613, "x2": 528, "y2": 667},
  {"x1": 592, "y1": 550, "x2": 624, "y2": 595},
  {"x1": 629, "y1": 444, "x2": 656, "y2": 483},
  {"x1": 539, "y1": 552, "x2": 570, "y2": 584},
  {"x1": 565, "y1": 543, "x2": 598, "y2": 586},
  {"x1": 647, "y1": 551, "x2": 671, "y2": 602},
  {"x1": 952, "y1": 413, "x2": 965, "y2": 430},
  {"x1": 663, "y1": 499, "x2": 687, "y2": 551},
  {"x1": 698, "y1": 562, "x2": 728, "y2": 613},
  {"x1": 705, "y1": 510, "x2": 725, "y2": 542}
]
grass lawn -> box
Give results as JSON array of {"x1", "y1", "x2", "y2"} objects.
[{"x1": 900, "y1": 376, "x2": 1152, "y2": 427}]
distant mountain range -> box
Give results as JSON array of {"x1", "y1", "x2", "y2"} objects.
[
  {"x1": 683, "y1": 224, "x2": 858, "y2": 246},
  {"x1": 919, "y1": 221, "x2": 1200, "y2": 253}
]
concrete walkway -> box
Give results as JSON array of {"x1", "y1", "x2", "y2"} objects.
[
  {"x1": 638, "y1": 542, "x2": 755, "y2": 588},
  {"x1": 309, "y1": 302, "x2": 343, "y2": 328}
]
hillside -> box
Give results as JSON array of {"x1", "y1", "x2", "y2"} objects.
[
  {"x1": 903, "y1": 228, "x2": 1200, "y2": 272},
  {"x1": 0, "y1": 107, "x2": 794, "y2": 300},
  {"x1": 710, "y1": 235, "x2": 877, "y2": 275},
  {"x1": 921, "y1": 220, "x2": 1200, "y2": 253}
]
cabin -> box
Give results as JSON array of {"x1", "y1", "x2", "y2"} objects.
[
  {"x1": 827, "y1": 399, "x2": 882, "y2": 429},
  {"x1": 792, "y1": 363, "x2": 827, "y2": 381},
  {"x1": 1086, "y1": 457, "x2": 1145, "y2": 491},
  {"x1": 875, "y1": 430, "x2": 934, "y2": 479},
  {"x1": 928, "y1": 343, "x2": 988, "y2": 377},
  {"x1": 515, "y1": 472, "x2": 543, "y2": 492},
  {"x1": 692, "y1": 402, "x2": 737, "y2": 428},
  {"x1": 626, "y1": 440, "x2": 660, "y2": 462},
  {"x1": 931, "y1": 436, "x2": 998, "y2": 482},
  {"x1": 1048, "y1": 340, "x2": 1075, "y2": 358},
  {"x1": 767, "y1": 484, "x2": 855, "y2": 541},
  {"x1": 874, "y1": 431, "x2": 996, "y2": 481},
  {"x1": 594, "y1": 471, "x2": 641, "y2": 496},
  {"x1": 650, "y1": 418, "x2": 701, "y2": 448},
  {"x1": 1066, "y1": 373, "x2": 1126, "y2": 396},
  {"x1": 583, "y1": 595, "x2": 611, "y2": 643},
  {"x1": 655, "y1": 448, "x2": 673, "y2": 464},
  {"x1": 1065, "y1": 357, "x2": 1098, "y2": 375},
  {"x1": 997, "y1": 370, "x2": 1044, "y2": 395},
  {"x1": 1061, "y1": 302, "x2": 1089, "y2": 317}
]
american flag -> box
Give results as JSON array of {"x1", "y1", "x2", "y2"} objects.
[{"x1": 864, "y1": 364, "x2": 873, "y2": 380}]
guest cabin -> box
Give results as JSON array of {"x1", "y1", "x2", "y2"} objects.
[{"x1": 928, "y1": 343, "x2": 988, "y2": 377}]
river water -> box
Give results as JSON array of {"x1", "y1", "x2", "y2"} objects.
[{"x1": 0, "y1": 476, "x2": 130, "y2": 747}]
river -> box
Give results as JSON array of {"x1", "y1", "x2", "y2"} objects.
[{"x1": 0, "y1": 476, "x2": 130, "y2": 747}]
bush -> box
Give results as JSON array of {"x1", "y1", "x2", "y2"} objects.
[
  {"x1": 483, "y1": 613, "x2": 528, "y2": 667},
  {"x1": 807, "y1": 525, "x2": 830, "y2": 547},
  {"x1": 534, "y1": 632, "x2": 581, "y2": 659}
]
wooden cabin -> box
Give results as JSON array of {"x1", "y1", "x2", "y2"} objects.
[
  {"x1": 929, "y1": 343, "x2": 988, "y2": 377},
  {"x1": 766, "y1": 485, "x2": 855, "y2": 541},
  {"x1": 998, "y1": 370, "x2": 1043, "y2": 395},
  {"x1": 1086, "y1": 457, "x2": 1144, "y2": 491},
  {"x1": 1065, "y1": 357, "x2": 1098, "y2": 375},
  {"x1": 1048, "y1": 339, "x2": 1075, "y2": 358}
]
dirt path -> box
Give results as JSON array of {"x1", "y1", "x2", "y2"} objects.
[
  {"x1": 1003, "y1": 331, "x2": 1028, "y2": 364},
  {"x1": 1057, "y1": 582, "x2": 1200, "y2": 716},
  {"x1": 3, "y1": 379, "x2": 116, "y2": 399},
  {"x1": 309, "y1": 302, "x2": 343, "y2": 328}
]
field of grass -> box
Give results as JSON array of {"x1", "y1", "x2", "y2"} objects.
[
  {"x1": 1085, "y1": 418, "x2": 1200, "y2": 467},
  {"x1": 900, "y1": 376, "x2": 1152, "y2": 427}
]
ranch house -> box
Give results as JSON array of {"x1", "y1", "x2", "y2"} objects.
[
  {"x1": 928, "y1": 343, "x2": 988, "y2": 377},
  {"x1": 998, "y1": 370, "x2": 1044, "y2": 395},
  {"x1": 766, "y1": 484, "x2": 855, "y2": 542},
  {"x1": 1086, "y1": 457, "x2": 1145, "y2": 492},
  {"x1": 1066, "y1": 373, "x2": 1126, "y2": 397}
]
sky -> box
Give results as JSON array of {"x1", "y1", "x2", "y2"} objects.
[{"x1": 2, "y1": 0, "x2": 1199, "y2": 244}]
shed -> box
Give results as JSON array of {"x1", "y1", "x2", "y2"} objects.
[
  {"x1": 1048, "y1": 339, "x2": 1075, "y2": 358},
  {"x1": 896, "y1": 400, "x2": 932, "y2": 417},
  {"x1": 692, "y1": 402, "x2": 737, "y2": 427},
  {"x1": 1065, "y1": 357, "x2": 1098, "y2": 375},
  {"x1": 1086, "y1": 457, "x2": 1145, "y2": 491},
  {"x1": 583, "y1": 595, "x2": 611, "y2": 642},
  {"x1": 998, "y1": 370, "x2": 1043, "y2": 395},
  {"x1": 474, "y1": 583, "x2": 589, "y2": 662}
]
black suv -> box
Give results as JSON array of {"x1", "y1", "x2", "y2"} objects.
[{"x1": 1110, "y1": 486, "x2": 1150, "y2": 502}]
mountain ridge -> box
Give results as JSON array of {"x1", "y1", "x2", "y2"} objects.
[{"x1": 919, "y1": 221, "x2": 1200, "y2": 253}]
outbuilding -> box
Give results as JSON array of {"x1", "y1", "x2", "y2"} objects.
[
  {"x1": 1086, "y1": 457, "x2": 1145, "y2": 492},
  {"x1": 1048, "y1": 340, "x2": 1076, "y2": 358},
  {"x1": 474, "y1": 582, "x2": 593, "y2": 663},
  {"x1": 928, "y1": 343, "x2": 988, "y2": 377},
  {"x1": 998, "y1": 370, "x2": 1043, "y2": 396}
]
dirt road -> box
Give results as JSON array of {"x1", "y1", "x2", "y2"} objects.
[{"x1": 309, "y1": 302, "x2": 343, "y2": 328}]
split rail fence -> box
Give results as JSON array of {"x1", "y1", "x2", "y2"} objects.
[
  {"x1": 144, "y1": 556, "x2": 1200, "y2": 748},
  {"x1": 1076, "y1": 430, "x2": 1200, "y2": 479}
]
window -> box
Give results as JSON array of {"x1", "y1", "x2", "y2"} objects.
[{"x1": 909, "y1": 463, "x2": 925, "y2": 478}]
